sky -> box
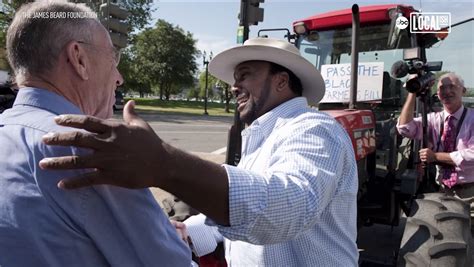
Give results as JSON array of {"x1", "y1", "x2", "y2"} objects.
[{"x1": 151, "y1": 0, "x2": 474, "y2": 87}]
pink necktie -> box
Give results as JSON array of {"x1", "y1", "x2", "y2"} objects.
[{"x1": 441, "y1": 115, "x2": 458, "y2": 188}]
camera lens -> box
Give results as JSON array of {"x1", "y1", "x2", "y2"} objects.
[{"x1": 406, "y1": 72, "x2": 435, "y2": 94}]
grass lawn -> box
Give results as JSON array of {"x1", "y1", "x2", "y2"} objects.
[{"x1": 126, "y1": 98, "x2": 235, "y2": 117}]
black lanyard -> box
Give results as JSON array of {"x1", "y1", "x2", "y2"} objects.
[{"x1": 436, "y1": 107, "x2": 468, "y2": 152}]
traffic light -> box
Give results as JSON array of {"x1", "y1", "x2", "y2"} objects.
[
  {"x1": 247, "y1": 0, "x2": 264, "y2": 25},
  {"x1": 99, "y1": 2, "x2": 129, "y2": 48},
  {"x1": 239, "y1": 0, "x2": 264, "y2": 26}
]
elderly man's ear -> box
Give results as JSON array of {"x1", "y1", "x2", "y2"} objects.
[{"x1": 65, "y1": 41, "x2": 89, "y2": 81}]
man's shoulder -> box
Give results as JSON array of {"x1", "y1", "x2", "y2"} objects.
[
  {"x1": 466, "y1": 106, "x2": 474, "y2": 116},
  {"x1": 1, "y1": 105, "x2": 85, "y2": 163},
  {"x1": 283, "y1": 108, "x2": 341, "y2": 129},
  {"x1": 1, "y1": 105, "x2": 73, "y2": 134},
  {"x1": 275, "y1": 108, "x2": 348, "y2": 141}
]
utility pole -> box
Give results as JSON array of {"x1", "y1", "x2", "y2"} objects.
[{"x1": 203, "y1": 51, "x2": 212, "y2": 115}]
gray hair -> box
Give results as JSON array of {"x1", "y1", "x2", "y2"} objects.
[
  {"x1": 6, "y1": 0, "x2": 100, "y2": 80},
  {"x1": 438, "y1": 72, "x2": 465, "y2": 88}
]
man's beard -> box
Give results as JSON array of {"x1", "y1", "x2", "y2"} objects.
[{"x1": 240, "y1": 76, "x2": 272, "y2": 125}]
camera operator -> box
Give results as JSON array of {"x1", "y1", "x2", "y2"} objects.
[{"x1": 397, "y1": 72, "x2": 473, "y2": 223}]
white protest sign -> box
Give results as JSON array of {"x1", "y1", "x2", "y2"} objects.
[{"x1": 320, "y1": 62, "x2": 384, "y2": 103}]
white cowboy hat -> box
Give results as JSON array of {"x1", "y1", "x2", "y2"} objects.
[{"x1": 208, "y1": 37, "x2": 325, "y2": 106}]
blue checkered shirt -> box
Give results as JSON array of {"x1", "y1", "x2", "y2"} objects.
[
  {"x1": 0, "y1": 88, "x2": 191, "y2": 266},
  {"x1": 206, "y1": 97, "x2": 359, "y2": 266}
]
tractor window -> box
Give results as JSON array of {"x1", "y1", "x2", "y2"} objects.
[
  {"x1": 297, "y1": 24, "x2": 411, "y2": 106},
  {"x1": 297, "y1": 24, "x2": 411, "y2": 69}
]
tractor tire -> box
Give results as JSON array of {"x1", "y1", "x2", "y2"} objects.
[{"x1": 398, "y1": 193, "x2": 472, "y2": 267}]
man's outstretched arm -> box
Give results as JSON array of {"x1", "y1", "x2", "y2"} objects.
[{"x1": 39, "y1": 101, "x2": 230, "y2": 225}]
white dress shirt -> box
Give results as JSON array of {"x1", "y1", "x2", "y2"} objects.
[{"x1": 187, "y1": 97, "x2": 359, "y2": 266}]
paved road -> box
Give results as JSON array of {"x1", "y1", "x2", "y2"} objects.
[
  {"x1": 358, "y1": 221, "x2": 405, "y2": 266},
  {"x1": 114, "y1": 111, "x2": 233, "y2": 154}
]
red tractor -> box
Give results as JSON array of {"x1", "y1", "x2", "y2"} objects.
[{"x1": 250, "y1": 4, "x2": 473, "y2": 266}]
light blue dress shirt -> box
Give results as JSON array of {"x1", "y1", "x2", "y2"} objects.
[
  {"x1": 199, "y1": 97, "x2": 359, "y2": 266},
  {"x1": 0, "y1": 88, "x2": 191, "y2": 266}
]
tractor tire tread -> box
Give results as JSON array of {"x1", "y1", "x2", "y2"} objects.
[{"x1": 398, "y1": 193, "x2": 472, "y2": 267}]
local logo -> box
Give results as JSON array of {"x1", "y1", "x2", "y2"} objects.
[
  {"x1": 410, "y1": 12, "x2": 451, "y2": 33},
  {"x1": 395, "y1": 16, "x2": 409, "y2": 30}
]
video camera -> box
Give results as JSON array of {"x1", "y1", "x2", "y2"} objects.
[{"x1": 391, "y1": 48, "x2": 443, "y2": 95}]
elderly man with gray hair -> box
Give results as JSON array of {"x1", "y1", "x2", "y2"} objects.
[{"x1": 0, "y1": 1, "x2": 191, "y2": 266}]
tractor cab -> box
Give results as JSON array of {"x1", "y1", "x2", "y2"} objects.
[
  {"x1": 293, "y1": 4, "x2": 442, "y2": 111},
  {"x1": 254, "y1": 4, "x2": 473, "y2": 265},
  {"x1": 290, "y1": 4, "x2": 447, "y2": 226}
]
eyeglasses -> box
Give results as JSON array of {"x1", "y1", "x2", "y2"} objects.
[{"x1": 77, "y1": 41, "x2": 121, "y2": 66}]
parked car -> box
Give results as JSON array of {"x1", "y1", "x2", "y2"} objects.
[
  {"x1": 113, "y1": 90, "x2": 125, "y2": 111},
  {"x1": 0, "y1": 83, "x2": 17, "y2": 114}
]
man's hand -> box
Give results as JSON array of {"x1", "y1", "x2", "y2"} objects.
[
  {"x1": 419, "y1": 148, "x2": 436, "y2": 163},
  {"x1": 40, "y1": 101, "x2": 231, "y2": 225},
  {"x1": 170, "y1": 220, "x2": 192, "y2": 246},
  {"x1": 39, "y1": 101, "x2": 164, "y2": 189}
]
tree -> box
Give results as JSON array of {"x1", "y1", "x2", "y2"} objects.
[
  {"x1": 219, "y1": 81, "x2": 232, "y2": 113},
  {"x1": 0, "y1": 0, "x2": 153, "y2": 70},
  {"x1": 198, "y1": 69, "x2": 218, "y2": 100},
  {"x1": 187, "y1": 86, "x2": 200, "y2": 101},
  {"x1": 117, "y1": 48, "x2": 151, "y2": 97},
  {"x1": 467, "y1": 88, "x2": 474, "y2": 97},
  {"x1": 0, "y1": 0, "x2": 30, "y2": 71},
  {"x1": 117, "y1": 0, "x2": 153, "y2": 32},
  {"x1": 198, "y1": 71, "x2": 232, "y2": 113},
  {"x1": 132, "y1": 19, "x2": 198, "y2": 100}
]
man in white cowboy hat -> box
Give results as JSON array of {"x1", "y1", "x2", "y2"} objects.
[{"x1": 40, "y1": 37, "x2": 359, "y2": 266}]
